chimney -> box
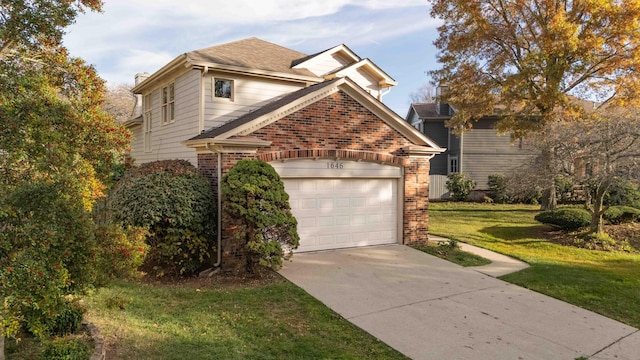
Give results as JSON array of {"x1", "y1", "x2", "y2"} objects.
[
  {"x1": 130, "y1": 72, "x2": 150, "y2": 119},
  {"x1": 436, "y1": 84, "x2": 450, "y2": 116}
]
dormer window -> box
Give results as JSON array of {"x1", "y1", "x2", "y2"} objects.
[{"x1": 214, "y1": 78, "x2": 233, "y2": 100}]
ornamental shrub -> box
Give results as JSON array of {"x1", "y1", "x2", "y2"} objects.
[
  {"x1": 534, "y1": 208, "x2": 591, "y2": 231},
  {"x1": 603, "y1": 206, "x2": 640, "y2": 224},
  {"x1": 446, "y1": 173, "x2": 475, "y2": 201},
  {"x1": 49, "y1": 300, "x2": 85, "y2": 337},
  {"x1": 222, "y1": 160, "x2": 299, "y2": 273},
  {"x1": 487, "y1": 174, "x2": 510, "y2": 203},
  {"x1": 94, "y1": 224, "x2": 149, "y2": 282},
  {"x1": 108, "y1": 160, "x2": 216, "y2": 276}
]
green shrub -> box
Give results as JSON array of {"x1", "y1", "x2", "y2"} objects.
[
  {"x1": 49, "y1": 301, "x2": 85, "y2": 337},
  {"x1": 487, "y1": 174, "x2": 510, "y2": 203},
  {"x1": 446, "y1": 173, "x2": 475, "y2": 201},
  {"x1": 534, "y1": 208, "x2": 591, "y2": 230},
  {"x1": 605, "y1": 179, "x2": 640, "y2": 207},
  {"x1": 109, "y1": 160, "x2": 216, "y2": 276},
  {"x1": 42, "y1": 336, "x2": 92, "y2": 360},
  {"x1": 604, "y1": 206, "x2": 640, "y2": 224},
  {"x1": 94, "y1": 224, "x2": 149, "y2": 282},
  {"x1": 222, "y1": 160, "x2": 299, "y2": 273}
]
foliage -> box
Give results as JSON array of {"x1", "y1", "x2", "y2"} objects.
[
  {"x1": 222, "y1": 160, "x2": 299, "y2": 273},
  {"x1": 428, "y1": 0, "x2": 640, "y2": 136},
  {"x1": 102, "y1": 83, "x2": 135, "y2": 123},
  {"x1": 534, "y1": 208, "x2": 591, "y2": 231},
  {"x1": 42, "y1": 336, "x2": 92, "y2": 360},
  {"x1": 108, "y1": 160, "x2": 216, "y2": 276},
  {"x1": 605, "y1": 179, "x2": 640, "y2": 207},
  {"x1": 49, "y1": 301, "x2": 85, "y2": 337},
  {"x1": 487, "y1": 174, "x2": 509, "y2": 203},
  {"x1": 93, "y1": 224, "x2": 149, "y2": 282},
  {"x1": 445, "y1": 173, "x2": 474, "y2": 201},
  {"x1": 603, "y1": 206, "x2": 640, "y2": 225},
  {"x1": 0, "y1": 178, "x2": 99, "y2": 339}
]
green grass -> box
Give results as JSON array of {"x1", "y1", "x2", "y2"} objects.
[
  {"x1": 83, "y1": 277, "x2": 408, "y2": 360},
  {"x1": 414, "y1": 241, "x2": 491, "y2": 267},
  {"x1": 428, "y1": 202, "x2": 640, "y2": 328}
]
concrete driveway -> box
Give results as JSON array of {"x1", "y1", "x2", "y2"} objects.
[{"x1": 279, "y1": 245, "x2": 640, "y2": 360}]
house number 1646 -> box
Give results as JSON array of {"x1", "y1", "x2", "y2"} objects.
[{"x1": 327, "y1": 162, "x2": 344, "y2": 169}]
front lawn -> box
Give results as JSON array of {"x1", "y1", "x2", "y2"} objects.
[
  {"x1": 428, "y1": 202, "x2": 640, "y2": 328},
  {"x1": 82, "y1": 276, "x2": 407, "y2": 360}
]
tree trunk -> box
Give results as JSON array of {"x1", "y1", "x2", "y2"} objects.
[
  {"x1": 540, "y1": 185, "x2": 557, "y2": 211},
  {"x1": 589, "y1": 182, "x2": 608, "y2": 234}
]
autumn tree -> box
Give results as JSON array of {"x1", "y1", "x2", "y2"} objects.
[
  {"x1": 0, "y1": 0, "x2": 130, "y2": 356},
  {"x1": 428, "y1": 0, "x2": 640, "y2": 209}
]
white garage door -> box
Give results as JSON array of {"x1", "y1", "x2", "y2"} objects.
[{"x1": 283, "y1": 178, "x2": 398, "y2": 252}]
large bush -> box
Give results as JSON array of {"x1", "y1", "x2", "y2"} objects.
[
  {"x1": 222, "y1": 160, "x2": 299, "y2": 273},
  {"x1": 534, "y1": 208, "x2": 591, "y2": 230},
  {"x1": 109, "y1": 160, "x2": 216, "y2": 276},
  {"x1": 446, "y1": 173, "x2": 475, "y2": 201},
  {"x1": 605, "y1": 179, "x2": 640, "y2": 207}
]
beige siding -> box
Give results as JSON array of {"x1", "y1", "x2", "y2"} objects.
[
  {"x1": 204, "y1": 72, "x2": 305, "y2": 129},
  {"x1": 128, "y1": 125, "x2": 144, "y2": 163},
  {"x1": 464, "y1": 153, "x2": 536, "y2": 189},
  {"x1": 303, "y1": 52, "x2": 353, "y2": 77},
  {"x1": 338, "y1": 67, "x2": 381, "y2": 98},
  {"x1": 130, "y1": 69, "x2": 201, "y2": 165}
]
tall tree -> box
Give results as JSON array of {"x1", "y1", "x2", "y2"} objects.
[
  {"x1": 0, "y1": 1, "x2": 129, "y2": 356},
  {"x1": 428, "y1": 0, "x2": 640, "y2": 209},
  {"x1": 103, "y1": 82, "x2": 135, "y2": 123}
]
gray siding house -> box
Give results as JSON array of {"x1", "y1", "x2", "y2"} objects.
[{"x1": 406, "y1": 102, "x2": 537, "y2": 199}]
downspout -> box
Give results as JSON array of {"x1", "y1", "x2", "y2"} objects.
[
  {"x1": 206, "y1": 143, "x2": 222, "y2": 267},
  {"x1": 378, "y1": 86, "x2": 391, "y2": 101}
]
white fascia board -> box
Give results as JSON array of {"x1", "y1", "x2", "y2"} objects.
[
  {"x1": 292, "y1": 44, "x2": 361, "y2": 70},
  {"x1": 334, "y1": 59, "x2": 397, "y2": 87}
]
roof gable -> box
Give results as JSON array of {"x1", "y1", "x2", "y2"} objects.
[{"x1": 187, "y1": 77, "x2": 444, "y2": 152}]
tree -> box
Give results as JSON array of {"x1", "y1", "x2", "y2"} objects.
[
  {"x1": 428, "y1": 0, "x2": 640, "y2": 209},
  {"x1": 409, "y1": 83, "x2": 436, "y2": 103},
  {"x1": 0, "y1": 1, "x2": 129, "y2": 355},
  {"x1": 103, "y1": 83, "x2": 135, "y2": 123},
  {"x1": 222, "y1": 160, "x2": 299, "y2": 274},
  {"x1": 529, "y1": 110, "x2": 640, "y2": 234}
]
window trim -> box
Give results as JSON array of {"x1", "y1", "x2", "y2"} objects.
[
  {"x1": 161, "y1": 82, "x2": 175, "y2": 125},
  {"x1": 213, "y1": 77, "x2": 234, "y2": 101},
  {"x1": 143, "y1": 94, "x2": 153, "y2": 152}
]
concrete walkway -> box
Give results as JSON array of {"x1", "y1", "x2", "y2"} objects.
[
  {"x1": 428, "y1": 235, "x2": 530, "y2": 277},
  {"x1": 279, "y1": 244, "x2": 640, "y2": 360}
]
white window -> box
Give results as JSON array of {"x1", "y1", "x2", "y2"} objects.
[
  {"x1": 144, "y1": 94, "x2": 152, "y2": 152},
  {"x1": 161, "y1": 83, "x2": 175, "y2": 125},
  {"x1": 214, "y1": 78, "x2": 233, "y2": 100},
  {"x1": 449, "y1": 155, "x2": 459, "y2": 174}
]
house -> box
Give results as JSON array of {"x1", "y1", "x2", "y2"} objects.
[
  {"x1": 125, "y1": 37, "x2": 445, "y2": 271},
  {"x1": 406, "y1": 95, "x2": 538, "y2": 200}
]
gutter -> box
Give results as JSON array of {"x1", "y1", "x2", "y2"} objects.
[{"x1": 206, "y1": 143, "x2": 223, "y2": 268}]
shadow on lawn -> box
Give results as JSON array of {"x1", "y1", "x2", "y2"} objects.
[{"x1": 479, "y1": 224, "x2": 549, "y2": 241}]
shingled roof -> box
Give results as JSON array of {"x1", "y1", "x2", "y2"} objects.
[
  {"x1": 411, "y1": 103, "x2": 451, "y2": 119},
  {"x1": 187, "y1": 37, "x2": 316, "y2": 78}
]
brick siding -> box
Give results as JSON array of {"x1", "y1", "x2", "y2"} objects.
[{"x1": 199, "y1": 91, "x2": 431, "y2": 273}]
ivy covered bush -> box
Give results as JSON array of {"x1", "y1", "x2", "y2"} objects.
[
  {"x1": 108, "y1": 160, "x2": 216, "y2": 276},
  {"x1": 222, "y1": 160, "x2": 299, "y2": 273},
  {"x1": 534, "y1": 208, "x2": 591, "y2": 231}
]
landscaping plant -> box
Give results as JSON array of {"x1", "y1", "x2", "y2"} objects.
[
  {"x1": 222, "y1": 160, "x2": 299, "y2": 273},
  {"x1": 108, "y1": 160, "x2": 216, "y2": 276}
]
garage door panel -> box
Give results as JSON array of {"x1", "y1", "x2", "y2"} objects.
[{"x1": 283, "y1": 177, "x2": 398, "y2": 252}]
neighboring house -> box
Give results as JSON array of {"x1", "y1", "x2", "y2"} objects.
[
  {"x1": 406, "y1": 95, "x2": 537, "y2": 199},
  {"x1": 125, "y1": 37, "x2": 444, "y2": 271}
]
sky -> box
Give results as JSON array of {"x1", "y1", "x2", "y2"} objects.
[{"x1": 63, "y1": 0, "x2": 443, "y2": 117}]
